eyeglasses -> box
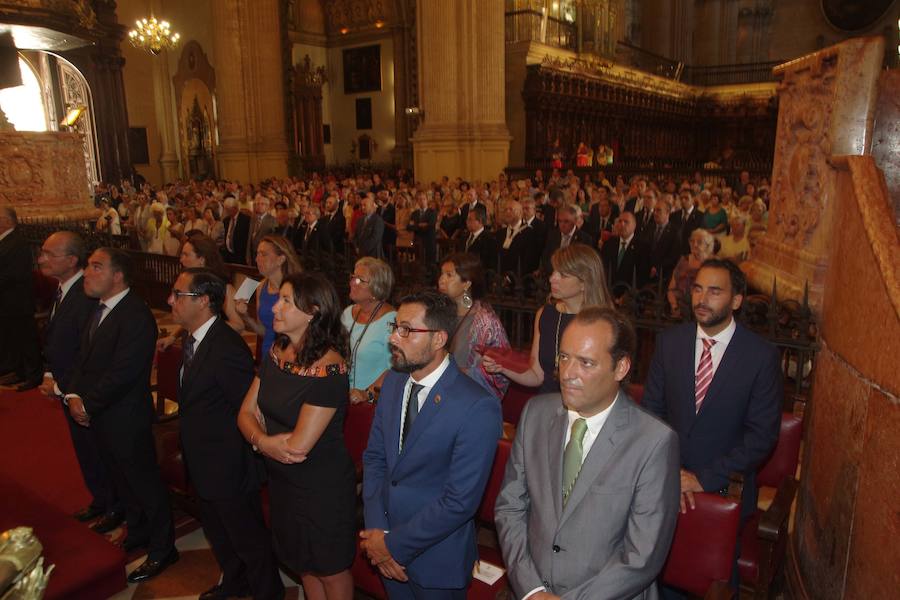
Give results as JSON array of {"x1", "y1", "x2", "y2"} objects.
[
  {"x1": 350, "y1": 275, "x2": 370, "y2": 285},
  {"x1": 170, "y1": 289, "x2": 203, "y2": 299},
  {"x1": 388, "y1": 321, "x2": 439, "y2": 338},
  {"x1": 38, "y1": 250, "x2": 72, "y2": 259}
]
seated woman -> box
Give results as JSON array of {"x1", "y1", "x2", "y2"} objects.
[
  {"x1": 667, "y1": 228, "x2": 715, "y2": 318},
  {"x1": 438, "y1": 252, "x2": 510, "y2": 400},
  {"x1": 235, "y1": 235, "x2": 303, "y2": 361},
  {"x1": 237, "y1": 272, "x2": 355, "y2": 600},
  {"x1": 701, "y1": 192, "x2": 728, "y2": 237},
  {"x1": 718, "y1": 215, "x2": 751, "y2": 264},
  {"x1": 341, "y1": 257, "x2": 396, "y2": 404},
  {"x1": 483, "y1": 243, "x2": 610, "y2": 394}
]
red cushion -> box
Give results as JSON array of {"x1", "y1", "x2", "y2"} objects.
[
  {"x1": 468, "y1": 544, "x2": 509, "y2": 599},
  {"x1": 351, "y1": 537, "x2": 388, "y2": 599},
  {"x1": 344, "y1": 401, "x2": 376, "y2": 472},
  {"x1": 738, "y1": 509, "x2": 762, "y2": 583},
  {"x1": 757, "y1": 412, "x2": 802, "y2": 489},
  {"x1": 0, "y1": 482, "x2": 127, "y2": 600},
  {"x1": 476, "y1": 439, "x2": 512, "y2": 524},
  {"x1": 155, "y1": 345, "x2": 182, "y2": 406},
  {"x1": 502, "y1": 382, "x2": 538, "y2": 426},
  {"x1": 627, "y1": 383, "x2": 644, "y2": 405},
  {"x1": 661, "y1": 492, "x2": 741, "y2": 597}
]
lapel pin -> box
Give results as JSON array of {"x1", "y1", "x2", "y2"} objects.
[{"x1": 434, "y1": 394, "x2": 441, "y2": 404}]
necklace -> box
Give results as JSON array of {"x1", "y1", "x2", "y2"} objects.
[
  {"x1": 348, "y1": 301, "x2": 384, "y2": 386},
  {"x1": 553, "y1": 309, "x2": 563, "y2": 381}
]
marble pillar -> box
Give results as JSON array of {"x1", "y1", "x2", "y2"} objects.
[
  {"x1": 152, "y1": 46, "x2": 180, "y2": 183},
  {"x1": 742, "y1": 36, "x2": 884, "y2": 310},
  {"x1": 211, "y1": 0, "x2": 289, "y2": 182},
  {"x1": 412, "y1": 0, "x2": 511, "y2": 183}
]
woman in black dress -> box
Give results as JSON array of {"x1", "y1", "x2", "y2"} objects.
[{"x1": 238, "y1": 272, "x2": 355, "y2": 600}]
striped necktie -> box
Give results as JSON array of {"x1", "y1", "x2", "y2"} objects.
[{"x1": 694, "y1": 338, "x2": 717, "y2": 413}]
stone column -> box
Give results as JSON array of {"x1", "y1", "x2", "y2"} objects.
[
  {"x1": 412, "y1": 0, "x2": 510, "y2": 183},
  {"x1": 149, "y1": 0, "x2": 179, "y2": 183},
  {"x1": 211, "y1": 0, "x2": 288, "y2": 182}
]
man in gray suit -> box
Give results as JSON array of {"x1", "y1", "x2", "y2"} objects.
[
  {"x1": 495, "y1": 307, "x2": 680, "y2": 600},
  {"x1": 354, "y1": 194, "x2": 385, "y2": 258},
  {"x1": 247, "y1": 194, "x2": 276, "y2": 262}
]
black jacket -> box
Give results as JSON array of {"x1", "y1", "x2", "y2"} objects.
[{"x1": 42, "y1": 274, "x2": 97, "y2": 393}]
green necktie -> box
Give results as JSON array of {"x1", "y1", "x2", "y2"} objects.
[{"x1": 562, "y1": 418, "x2": 588, "y2": 506}]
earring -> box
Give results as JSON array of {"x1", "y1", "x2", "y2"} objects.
[{"x1": 462, "y1": 290, "x2": 473, "y2": 310}]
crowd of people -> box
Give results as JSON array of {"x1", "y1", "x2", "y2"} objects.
[{"x1": 0, "y1": 163, "x2": 781, "y2": 600}]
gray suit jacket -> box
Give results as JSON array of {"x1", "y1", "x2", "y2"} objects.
[
  {"x1": 248, "y1": 213, "x2": 277, "y2": 261},
  {"x1": 495, "y1": 391, "x2": 680, "y2": 600}
]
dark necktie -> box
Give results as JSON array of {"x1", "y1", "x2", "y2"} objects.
[
  {"x1": 617, "y1": 240, "x2": 627, "y2": 267},
  {"x1": 466, "y1": 234, "x2": 474, "y2": 251},
  {"x1": 654, "y1": 224, "x2": 663, "y2": 245},
  {"x1": 51, "y1": 285, "x2": 62, "y2": 319},
  {"x1": 182, "y1": 335, "x2": 196, "y2": 369},
  {"x1": 88, "y1": 303, "x2": 107, "y2": 342},
  {"x1": 401, "y1": 383, "x2": 425, "y2": 449}
]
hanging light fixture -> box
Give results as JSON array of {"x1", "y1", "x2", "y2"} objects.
[{"x1": 128, "y1": 15, "x2": 180, "y2": 55}]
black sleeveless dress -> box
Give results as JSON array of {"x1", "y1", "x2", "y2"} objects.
[
  {"x1": 257, "y1": 352, "x2": 356, "y2": 575},
  {"x1": 537, "y1": 303, "x2": 576, "y2": 394}
]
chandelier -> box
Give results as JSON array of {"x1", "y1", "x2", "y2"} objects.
[{"x1": 128, "y1": 16, "x2": 180, "y2": 55}]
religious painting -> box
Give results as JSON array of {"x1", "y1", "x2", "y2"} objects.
[{"x1": 343, "y1": 45, "x2": 381, "y2": 93}]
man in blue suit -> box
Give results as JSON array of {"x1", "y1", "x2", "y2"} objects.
[
  {"x1": 642, "y1": 258, "x2": 782, "y2": 596},
  {"x1": 361, "y1": 290, "x2": 502, "y2": 599}
]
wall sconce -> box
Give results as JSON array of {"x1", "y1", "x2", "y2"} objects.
[{"x1": 404, "y1": 106, "x2": 422, "y2": 117}]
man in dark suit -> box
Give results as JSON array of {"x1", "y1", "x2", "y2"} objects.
[
  {"x1": 0, "y1": 207, "x2": 41, "y2": 390},
  {"x1": 586, "y1": 193, "x2": 617, "y2": 245},
  {"x1": 247, "y1": 195, "x2": 277, "y2": 263},
  {"x1": 670, "y1": 191, "x2": 704, "y2": 256},
  {"x1": 540, "y1": 204, "x2": 594, "y2": 274},
  {"x1": 458, "y1": 188, "x2": 487, "y2": 225},
  {"x1": 498, "y1": 199, "x2": 538, "y2": 275},
  {"x1": 634, "y1": 190, "x2": 657, "y2": 237},
  {"x1": 169, "y1": 268, "x2": 283, "y2": 600},
  {"x1": 271, "y1": 201, "x2": 297, "y2": 241},
  {"x1": 297, "y1": 205, "x2": 333, "y2": 261},
  {"x1": 462, "y1": 210, "x2": 497, "y2": 271},
  {"x1": 642, "y1": 196, "x2": 683, "y2": 285},
  {"x1": 222, "y1": 197, "x2": 251, "y2": 264},
  {"x1": 521, "y1": 197, "x2": 548, "y2": 250},
  {"x1": 496, "y1": 307, "x2": 680, "y2": 599},
  {"x1": 599, "y1": 212, "x2": 650, "y2": 290},
  {"x1": 37, "y1": 231, "x2": 119, "y2": 524},
  {"x1": 378, "y1": 191, "x2": 398, "y2": 259},
  {"x1": 322, "y1": 195, "x2": 347, "y2": 255},
  {"x1": 361, "y1": 291, "x2": 502, "y2": 599},
  {"x1": 355, "y1": 195, "x2": 385, "y2": 258},
  {"x1": 407, "y1": 192, "x2": 438, "y2": 267},
  {"x1": 64, "y1": 248, "x2": 177, "y2": 583},
  {"x1": 642, "y1": 259, "x2": 781, "y2": 596}
]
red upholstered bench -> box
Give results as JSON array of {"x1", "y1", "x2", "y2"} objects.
[{"x1": 0, "y1": 482, "x2": 126, "y2": 600}]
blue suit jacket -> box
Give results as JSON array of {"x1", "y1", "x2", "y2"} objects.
[
  {"x1": 642, "y1": 320, "x2": 782, "y2": 518},
  {"x1": 362, "y1": 358, "x2": 502, "y2": 589}
]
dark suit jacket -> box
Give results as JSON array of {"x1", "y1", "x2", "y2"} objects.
[
  {"x1": 42, "y1": 274, "x2": 97, "y2": 393},
  {"x1": 222, "y1": 212, "x2": 251, "y2": 264},
  {"x1": 68, "y1": 290, "x2": 157, "y2": 424},
  {"x1": 586, "y1": 205, "x2": 616, "y2": 243},
  {"x1": 379, "y1": 203, "x2": 397, "y2": 246},
  {"x1": 297, "y1": 220, "x2": 333, "y2": 258},
  {"x1": 323, "y1": 211, "x2": 347, "y2": 254},
  {"x1": 498, "y1": 225, "x2": 539, "y2": 274},
  {"x1": 642, "y1": 222, "x2": 683, "y2": 284},
  {"x1": 248, "y1": 213, "x2": 277, "y2": 260},
  {"x1": 362, "y1": 359, "x2": 502, "y2": 588},
  {"x1": 178, "y1": 317, "x2": 260, "y2": 500},
  {"x1": 671, "y1": 208, "x2": 704, "y2": 255},
  {"x1": 0, "y1": 228, "x2": 35, "y2": 317},
  {"x1": 642, "y1": 321, "x2": 782, "y2": 518},
  {"x1": 540, "y1": 228, "x2": 594, "y2": 274},
  {"x1": 407, "y1": 208, "x2": 438, "y2": 260},
  {"x1": 599, "y1": 235, "x2": 650, "y2": 289},
  {"x1": 524, "y1": 217, "x2": 548, "y2": 250},
  {"x1": 634, "y1": 208, "x2": 655, "y2": 237},
  {"x1": 354, "y1": 213, "x2": 385, "y2": 258},
  {"x1": 463, "y1": 230, "x2": 498, "y2": 272}
]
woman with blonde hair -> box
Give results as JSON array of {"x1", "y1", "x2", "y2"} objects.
[
  {"x1": 483, "y1": 243, "x2": 610, "y2": 393},
  {"x1": 236, "y1": 235, "x2": 303, "y2": 360},
  {"x1": 667, "y1": 228, "x2": 716, "y2": 317}
]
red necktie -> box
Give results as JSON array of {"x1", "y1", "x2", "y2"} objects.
[{"x1": 694, "y1": 338, "x2": 716, "y2": 413}]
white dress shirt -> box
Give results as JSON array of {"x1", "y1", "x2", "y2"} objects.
[
  {"x1": 694, "y1": 317, "x2": 737, "y2": 377},
  {"x1": 398, "y1": 354, "x2": 451, "y2": 452}
]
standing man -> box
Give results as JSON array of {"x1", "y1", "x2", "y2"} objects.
[
  {"x1": 540, "y1": 204, "x2": 593, "y2": 275},
  {"x1": 169, "y1": 268, "x2": 284, "y2": 600},
  {"x1": 463, "y1": 210, "x2": 497, "y2": 271},
  {"x1": 670, "y1": 191, "x2": 703, "y2": 256},
  {"x1": 0, "y1": 207, "x2": 42, "y2": 390},
  {"x1": 323, "y1": 195, "x2": 347, "y2": 255},
  {"x1": 361, "y1": 290, "x2": 502, "y2": 599},
  {"x1": 600, "y1": 212, "x2": 650, "y2": 290},
  {"x1": 247, "y1": 195, "x2": 276, "y2": 263},
  {"x1": 354, "y1": 195, "x2": 385, "y2": 258},
  {"x1": 642, "y1": 259, "x2": 781, "y2": 595},
  {"x1": 495, "y1": 307, "x2": 680, "y2": 599},
  {"x1": 36, "y1": 231, "x2": 119, "y2": 525},
  {"x1": 64, "y1": 248, "x2": 177, "y2": 583},
  {"x1": 222, "y1": 197, "x2": 251, "y2": 264},
  {"x1": 642, "y1": 196, "x2": 683, "y2": 285},
  {"x1": 407, "y1": 191, "x2": 438, "y2": 267}
]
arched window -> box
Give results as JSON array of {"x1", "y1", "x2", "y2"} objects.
[{"x1": 0, "y1": 57, "x2": 47, "y2": 131}]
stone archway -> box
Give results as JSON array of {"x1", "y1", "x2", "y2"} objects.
[{"x1": 172, "y1": 41, "x2": 217, "y2": 180}]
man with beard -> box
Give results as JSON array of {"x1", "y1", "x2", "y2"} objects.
[
  {"x1": 642, "y1": 258, "x2": 781, "y2": 597},
  {"x1": 360, "y1": 290, "x2": 502, "y2": 599}
]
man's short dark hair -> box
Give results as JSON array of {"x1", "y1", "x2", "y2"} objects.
[
  {"x1": 58, "y1": 231, "x2": 88, "y2": 268},
  {"x1": 573, "y1": 306, "x2": 636, "y2": 377},
  {"x1": 100, "y1": 247, "x2": 133, "y2": 286},
  {"x1": 548, "y1": 186, "x2": 564, "y2": 203},
  {"x1": 399, "y1": 289, "x2": 458, "y2": 349},
  {"x1": 0, "y1": 206, "x2": 16, "y2": 226},
  {"x1": 699, "y1": 258, "x2": 747, "y2": 297},
  {"x1": 183, "y1": 267, "x2": 225, "y2": 315}
]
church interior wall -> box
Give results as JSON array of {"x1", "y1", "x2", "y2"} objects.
[{"x1": 292, "y1": 43, "x2": 333, "y2": 165}]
